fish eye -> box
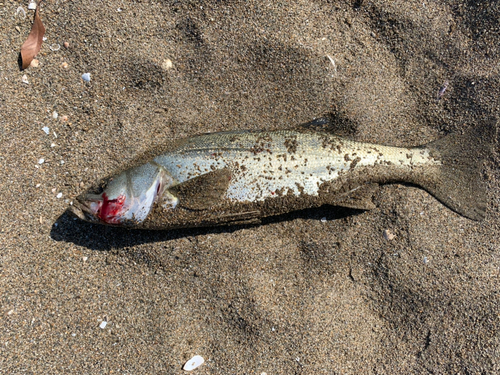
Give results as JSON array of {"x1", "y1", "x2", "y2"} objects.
[{"x1": 89, "y1": 179, "x2": 109, "y2": 195}]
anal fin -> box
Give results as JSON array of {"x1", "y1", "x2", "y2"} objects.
[
  {"x1": 214, "y1": 210, "x2": 262, "y2": 226},
  {"x1": 331, "y1": 183, "x2": 378, "y2": 210}
]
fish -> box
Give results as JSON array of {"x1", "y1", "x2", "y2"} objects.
[{"x1": 69, "y1": 118, "x2": 496, "y2": 229}]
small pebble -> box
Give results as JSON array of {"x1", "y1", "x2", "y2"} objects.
[
  {"x1": 71, "y1": 333, "x2": 76, "y2": 337},
  {"x1": 99, "y1": 321, "x2": 107, "y2": 329},
  {"x1": 50, "y1": 143, "x2": 56, "y2": 148},
  {"x1": 56, "y1": 193, "x2": 63, "y2": 199},
  {"x1": 42, "y1": 126, "x2": 50, "y2": 134},
  {"x1": 383, "y1": 229, "x2": 396, "y2": 241},
  {"x1": 320, "y1": 217, "x2": 327, "y2": 223},
  {"x1": 38, "y1": 158, "x2": 44, "y2": 164},
  {"x1": 51, "y1": 188, "x2": 57, "y2": 193},
  {"x1": 35, "y1": 184, "x2": 41, "y2": 188},
  {"x1": 52, "y1": 111, "x2": 58, "y2": 119},
  {"x1": 81, "y1": 73, "x2": 91, "y2": 82},
  {"x1": 61, "y1": 62, "x2": 69, "y2": 69},
  {"x1": 63, "y1": 41, "x2": 70, "y2": 48},
  {"x1": 30, "y1": 59, "x2": 39, "y2": 68},
  {"x1": 83, "y1": 256, "x2": 88, "y2": 262},
  {"x1": 162, "y1": 58, "x2": 173, "y2": 71},
  {"x1": 50, "y1": 44, "x2": 61, "y2": 52},
  {"x1": 423, "y1": 257, "x2": 429, "y2": 264},
  {"x1": 22, "y1": 75, "x2": 29, "y2": 84},
  {"x1": 60, "y1": 115, "x2": 68, "y2": 122},
  {"x1": 60, "y1": 160, "x2": 64, "y2": 165},
  {"x1": 183, "y1": 355, "x2": 204, "y2": 371}
]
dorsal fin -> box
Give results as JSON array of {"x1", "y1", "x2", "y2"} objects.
[{"x1": 299, "y1": 113, "x2": 358, "y2": 138}]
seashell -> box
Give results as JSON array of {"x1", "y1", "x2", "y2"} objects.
[
  {"x1": 81, "y1": 73, "x2": 91, "y2": 82},
  {"x1": 183, "y1": 355, "x2": 204, "y2": 371}
]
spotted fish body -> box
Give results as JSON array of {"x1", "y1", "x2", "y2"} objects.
[
  {"x1": 70, "y1": 121, "x2": 494, "y2": 229},
  {"x1": 154, "y1": 130, "x2": 437, "y2": 203}
]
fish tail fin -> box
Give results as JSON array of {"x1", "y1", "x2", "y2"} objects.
[{"x1": 415, "y1": 118, "x2": 496, "y2": 220}]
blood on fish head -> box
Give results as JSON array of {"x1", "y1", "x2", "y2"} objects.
[
  {"x1": 70, "y1": 162, "x2": 176, "y2": 226},
  {"x1": 88, "y1": 192, "x2": 127, "y2": 224}
]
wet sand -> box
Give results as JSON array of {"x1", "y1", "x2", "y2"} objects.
[{"x1": 1, "y1": 0, "x2": 499, "y2": 373}]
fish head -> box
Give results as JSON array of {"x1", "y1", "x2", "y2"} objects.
[{"x1": 70, "y1": 162, "x2": 176, "y2": 226}]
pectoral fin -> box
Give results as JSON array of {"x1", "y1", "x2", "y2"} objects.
[
  {"x1": 169, "y1": 168, "x2": 232, "y2": 210},
  {"x1": 331, "y1": 183, "x2": 378, "y2": 210}
]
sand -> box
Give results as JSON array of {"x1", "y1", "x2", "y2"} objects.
[{"x1": 1, "y1": 0, "x2": 499, "y2": 373}]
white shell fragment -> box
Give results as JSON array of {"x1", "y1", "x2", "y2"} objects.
[
  {"x1": 383, "y1": 229, "x2": 396, "y2": 240},
  {"x1": 56, "y1": 192, "x2": 63, "y2": 198},
  {"x1": 28, "y1": 0, "x2": 37, "y2": 10},
  {"x1": 99, "y1": 321, "x2": 107, "y2": 329},
  {"x1": 22, "y1": 74, "x2": 29, "y2": 84},
  {"x1": 38, "y1": 158, "x2": 45, "y2": 164},
  {"x1": 326, "y1": 54, "x2": 337, "y2": 75},
  {"x1": 162, "y1": 58, "x2": 173, "y2": 71},
  {"x1": 183, "y1": 355, "x2": 204, "y2": 371},
  {"x1": 81, "y1": 73, "x2": 91, "y2": 82},
  {"x1": 42, "y1": 126, "x2": 50, "y2": 134},
  {"x1": 16, "y1": 7, "x2": 26, "y2": 18},
  {"x1": 52, "y1": 111, "x2": 58, "y2": 119}
]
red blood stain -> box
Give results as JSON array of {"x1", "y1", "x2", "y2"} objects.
[{"x1": 97, "y1": 193, "x2": 126, "y2": 223}]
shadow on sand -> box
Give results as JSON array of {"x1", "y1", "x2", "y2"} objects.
[{"x1": 50, "y1": 206, "x2": 362, "y2": 251}]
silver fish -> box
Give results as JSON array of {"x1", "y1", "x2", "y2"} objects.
[{"x1": 70, "y1": 119, "x2": 495, "y2": 229}]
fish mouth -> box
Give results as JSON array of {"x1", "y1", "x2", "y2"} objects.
[{"x1": 67, "y1": 195, "x2": 101, "y2": 223}]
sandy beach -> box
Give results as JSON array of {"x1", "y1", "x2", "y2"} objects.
[{"x1": 1, "y1": 0, "x2": 499, "y2": 373}]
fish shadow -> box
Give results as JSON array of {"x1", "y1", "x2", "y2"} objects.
[{"x1": 50, "y1": 206, "x2": 362, "y2": 251}]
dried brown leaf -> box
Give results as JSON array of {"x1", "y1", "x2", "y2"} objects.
[{"x1": 20, "y1": 3, "x2": 45, "y2": 70}]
